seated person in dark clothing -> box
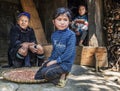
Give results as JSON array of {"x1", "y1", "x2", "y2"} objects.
[{"x1": 8, "y1": 12, "x2": 44, "y2": 67}]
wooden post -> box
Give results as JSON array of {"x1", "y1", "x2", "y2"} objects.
[
  {"x1": 95, "y1": 0, "x2": 104, "y2": 46},
  {"x1": 87, "y1": 0, "x2": 96, "y2": 42},
  {"x1": 20, "y1": 0, "x2": 47, "y2": 44},
  {"x1": 87, "y1": 0, "x2": 104, "y2": 46}
]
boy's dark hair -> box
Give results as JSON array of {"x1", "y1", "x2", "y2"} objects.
[
  {"x1": 78, "y1": 4, "x2": 87, "y2": 11},
  {"x1": 52, "y1": 7, "x2": 72, "y2": 21}
]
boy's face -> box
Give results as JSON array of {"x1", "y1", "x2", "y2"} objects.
[
  {"x1": 52, "y1": 14, "x2": 70, "y2": 30},
  {"x1": 17, "y1": 15, "x2": 29, "y2": 29},
  {"x1": 78, "y1": 6, "x2": 86, "y2": 16}
]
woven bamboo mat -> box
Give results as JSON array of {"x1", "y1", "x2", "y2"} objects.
[{"x1": 2, "y1": 67, "x2": 46, "y2": 83}]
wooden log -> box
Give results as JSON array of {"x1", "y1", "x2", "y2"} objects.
[
  {"x1": 43, "y1": 45, "x2": 52, "y2": 58},
  {"x1": 43, "y1": 45, "x2": 81, "y2": 64},
  {"x1": 80, "y1": 46, "x2": 96, "y2": 66},
  {"x1": 42, "y1": 45, "x2": 108, "y2": 67},
  {"x1": 89, "y1": 34, "x2": 99, "y2": 47},
  {"x1": 42, "y1": 44, "x2": 108, "y2": 67},
  {"x1": 95, "y1": 47, "x2": 108, "y2": 67},
  {"x1": 43, "y1": 45, "x2": 82, "y2": 65},
  {"x1": 20, "y1": 0, "x2": 47, "y2": 44},
  {"x1": 74, "y1": 46, "x2": 82, "y2": 65},
  {"x1": 87, "y1": 0, "x2": 96, "y2": 40}
]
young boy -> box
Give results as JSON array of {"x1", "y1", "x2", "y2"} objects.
[
  {"x1": 8, "y1": 12, "x2": 44, "y2": 67},
  {"x1": 34, "y1": 7, "x2": 76, "y2": 87},
  {"x1": 71, "y1": 5, "x2": 88, "y2": 46}
]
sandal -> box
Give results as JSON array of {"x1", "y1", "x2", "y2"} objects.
[
  {"x1": 56, "y1": 79, "x2": 67, "y2": 88},
  {"x1": 79, "y1": 43, "x2": 84, "y2": 47}
]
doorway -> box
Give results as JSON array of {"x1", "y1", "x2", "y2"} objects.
[
  {"x1": 0, "y1": 1, "x2": 22, "y2": 65},
  {"x1": 67, "y1": 0, "x2": 88, "y2": 45},
  {"x1": 67, "y1": 0, "x2": 87, "y2": 18}
]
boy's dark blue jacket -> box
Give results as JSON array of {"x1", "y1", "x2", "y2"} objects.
[
  {"x1": 8, "y1": 24, "x2": 37, "y2": 66},
  {"x1": 48, "y1": 28, "x2": 76, "y2": 72}
]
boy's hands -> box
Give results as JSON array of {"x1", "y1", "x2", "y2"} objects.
[
  {"x1": 46, "y1": 60, "x2": 57, "y2": 67},
  {"x1": 75, "y1": 19, "x2": 85, "y2": 24},
  {"x1": 75, "y1": 30, "x2": 80, "y2": 35}
]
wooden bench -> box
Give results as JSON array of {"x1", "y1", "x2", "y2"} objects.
[{"x1": 43, "y1": 45, "x2": 108, "y2": 69}]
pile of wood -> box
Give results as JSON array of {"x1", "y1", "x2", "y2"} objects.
[{"x1": 103, "y1": 0, "x2": 120, "y2": 67}]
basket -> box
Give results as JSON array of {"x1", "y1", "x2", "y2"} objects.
[{"x1": 2, "y1": 67, "x2": 47, "y2": 83}]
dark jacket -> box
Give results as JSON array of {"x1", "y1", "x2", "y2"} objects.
[{"x1": 48, "y1": 28, "x2": 76, "y2": 72}]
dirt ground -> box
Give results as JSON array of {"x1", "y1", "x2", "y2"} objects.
[{"x1": 0, "y1": 65, "x2": 120, "y2": 91}]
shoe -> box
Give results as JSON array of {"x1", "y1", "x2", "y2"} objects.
[
  {"x1": 2, "y1": 65, "x2": 12, "y2": 68},
  {"x1": 111, "y1": 66, "x2": 117, "y2": 71},
  {"x1": 24, "y1": 65, "x2": 31, "y2": 67},
  {"x1": 79, "y1": 43, "x2": 84, "y2": 46},
  {"x1": 56, "y1": 79, "x2": 67, "y2": 88}
]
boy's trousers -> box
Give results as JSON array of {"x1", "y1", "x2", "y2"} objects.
[{"x1": 35, "y1": 63, "x2": 65, "y2": 85}]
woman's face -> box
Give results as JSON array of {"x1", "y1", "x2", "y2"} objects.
[
  {"x1": 53, "y1": 14, "x2": 70, "y2": 30},
  {"x1": 17, "y1": 15, "x2": 29, "y2": 29},
  {"x1": 78, "y1": 6, "x2": 86, "y2": 16}
]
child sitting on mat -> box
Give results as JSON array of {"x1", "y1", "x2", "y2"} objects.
[{"x1": 34, "y1": 7, "x2": 76, "y2": 87}]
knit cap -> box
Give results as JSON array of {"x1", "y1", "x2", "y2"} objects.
[{"x1": 18, "y1": 12, "x2": 30, "y2": 19}]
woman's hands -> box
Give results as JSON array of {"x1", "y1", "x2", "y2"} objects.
[
  {"x1": 21, "y1": 42, "x2": 38, "y2": 53},
  {"x1": 21, "y1": 42, "x2": 35, "y2": 48},
  {"x1": 29, "y1": 44, "x2": 38, "y2": 53}
]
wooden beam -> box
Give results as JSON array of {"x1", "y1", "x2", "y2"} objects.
[
  {"x1": 95, "y1": 0, "x2": 104, "y2": 46},
  {"x1": 87, "y1": 0, "x2": 96, "y2": 44},
  {"x1": 87, "y1": 0, "x2": 105, "y2": 46},
  {"x1": 20, "y1": 0, "x2": 47, "y2": 44}
]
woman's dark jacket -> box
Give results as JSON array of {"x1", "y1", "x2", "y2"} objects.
[{"x1": 8, "y1": 24, "x2": 37, "y2": 66}]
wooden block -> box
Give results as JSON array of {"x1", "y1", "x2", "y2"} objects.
[
  {"x1": 43, "y1": 45, "x2": 82, "y2": 64},
  {"x1": 43, "y1": 45, "x2": 52, "y2": 58},
  {"x1": 95, "y1": 47, "x2": 108, "y2": 67},
  {"x1": 42, "y1": 45, "x2": 108, "y2": 67},
  {"x1": 74, "y1": 46, "x2": 82, "y2": 65},
  {"x1": 80, "y1": 46, "x2": 96, "y2": 66},
  {"x1": 79, "y1": 46, "x2": 108, "y2": 67}
]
